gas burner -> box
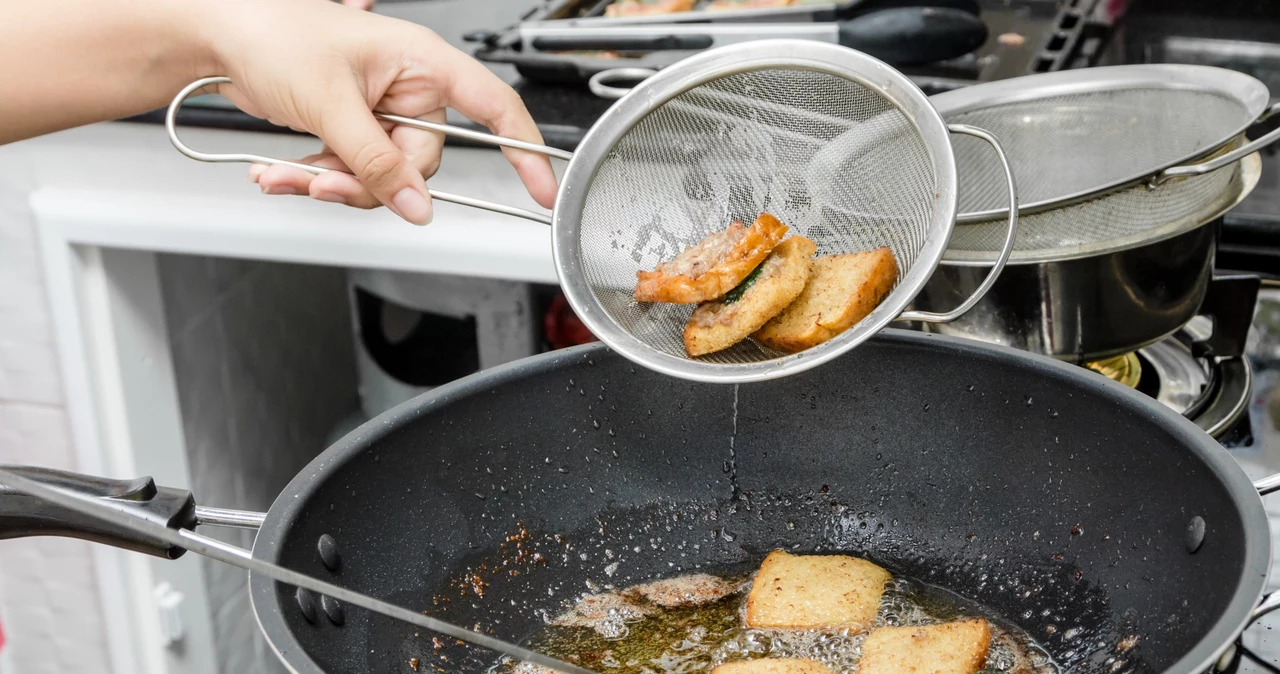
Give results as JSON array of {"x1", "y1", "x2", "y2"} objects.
[{"x1": 1080, "y1": 319, "x2": 1253, "y2": 440}]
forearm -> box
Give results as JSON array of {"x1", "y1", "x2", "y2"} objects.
[{"x1": 0, "y1": 0, "x2": 219, "y2": 145}]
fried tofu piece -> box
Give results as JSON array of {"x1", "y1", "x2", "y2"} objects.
[
  {"x1": 754, "y1": 247, "x2": 898, "y2": 353},
  {"x1": 683, "y1": 236, "x2": 815, "y2": 357},
  {"x1": 712, "y1": 659, "x2": 838, "y2": 674},
  {"x1": 859, "y1": 619, "x2": 993, "y2": 674},
  {"x1": 635, "y1": 213, "x2": 789, "y2": 304},
  {"x1": 605, "y1": 0, "x2": 696, "y2": 17},
  {"x1": 745, "y1": 550, "x2": 891, "y2": 630}
]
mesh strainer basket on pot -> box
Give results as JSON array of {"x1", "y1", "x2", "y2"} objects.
[
  {"x1": 930, "y1": 64, "x2": 1280, "y2": 264},
  {"x1": 167, "y1": 41, "x2": 1018, "y2": 384}
]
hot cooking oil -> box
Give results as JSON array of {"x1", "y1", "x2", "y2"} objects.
[{"x1": 492, "y1": 572, "x2": 1057, "y2": 674}]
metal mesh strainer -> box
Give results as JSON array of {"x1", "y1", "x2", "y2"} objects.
[
  {"x1": 167, "y1": 41, "x2": 1018, "y2": 383},
  {"x1": 928, "y1": 64, "x2": 1280, "y2": 263}
]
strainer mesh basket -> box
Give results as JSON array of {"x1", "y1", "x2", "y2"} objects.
[
  {"x1": 941, "y1": 88, "x2": 1250, "y2": 259},
  {"x1": 577, "y1": 67, "x2": 939, "y2": 364}
]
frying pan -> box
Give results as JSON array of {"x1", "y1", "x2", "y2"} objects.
[{"x1": 1, "y1": 331, "x2": 1277, "y2": 674}]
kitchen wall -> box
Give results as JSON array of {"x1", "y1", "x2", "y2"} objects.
[
  {"x1": 0, "y1": 155, "x2": 112, "y2": 673},
  {"x1": 156, "y1": 254, "x2": 358, "y2": 674}
]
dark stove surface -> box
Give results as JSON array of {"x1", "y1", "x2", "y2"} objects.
[{"x1": 123, "y1": 0, "x2": 1106, "y2": 148}]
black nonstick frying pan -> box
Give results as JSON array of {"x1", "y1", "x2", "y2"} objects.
[{"x1": 1, "y1": 330, "x2": 1276, "y2": 674}]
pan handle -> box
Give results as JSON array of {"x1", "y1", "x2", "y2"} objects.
[
  {"x1": 0, "y1": 465, "x2": 198, "y2": 559},
  {"x1": 897, "y1": 124, "x2": 1018, "y2": 323},
  {"x1": 1157, "y1": 102, "x2": 1280, "y2": 184},
  {"x1": 166, "y1": 77, "x2": 570, "y2": 225},
  {"x1": 588, "y1": 68, "x2": 658, "y2": 100},
  {"x1": 0, "y1": 467, "x2": 597, "y2": 674}
]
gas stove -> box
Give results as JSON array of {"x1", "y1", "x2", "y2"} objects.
[{"x1": 1082, "y1": 318, "x2": 1254, "y2": 445}]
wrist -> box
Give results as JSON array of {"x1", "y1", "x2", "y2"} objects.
[{"x1": 178, "y1": 0, "x2": 242, "y2": 79}]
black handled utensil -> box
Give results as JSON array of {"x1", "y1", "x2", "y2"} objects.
[
  {"x1": 524, "y1": 6, "x2": 988, "y2": 67},
  {"x1": 0, "y1": 466, "x2": 597, "y2": 674},
  {"x1": 541, "y1": 0, "x2": 981, "y2": 27}
]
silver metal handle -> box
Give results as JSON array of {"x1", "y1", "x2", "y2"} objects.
[
  {"x1": 1158, "y1": 102, "x2": 1280, "y2": 183},
  {"x1": 897, "y1": 124, "x2": 1018, "y2": 324},
  {"x1": 588, "y1": 68, "x2": 657, "y2": 100},
  {"x1": 0, "y1": 468, "x2": 595, "y2": 674},
  {"x1": 166, "y1": 77, "x2": 571, "y2": 226},
  {"x1": 1255, "y1": 473, "x2": 1280, "y2": 495},
  {"x1": 195, "y1": 505, "x2": 265, "y2": 530}
]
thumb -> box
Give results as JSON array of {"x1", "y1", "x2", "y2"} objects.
[{"x1": 317, "y1": 90, "x2": 432, "y2": 225}]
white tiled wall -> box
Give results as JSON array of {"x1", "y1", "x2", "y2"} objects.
[
  {"x1": 156, "y1": 254, "x2": 358, "y2": 674},
  {"x1": 0, "y1": 167, "x2": 112, "y2": 672}
]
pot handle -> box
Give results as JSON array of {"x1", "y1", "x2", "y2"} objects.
[
  {"x1": 1157, "y1": 102, "x2": 1280, "y2": 184},
  {"x1": 588, "y1": 68, "x2": 658, "y2": 100},
  {"x1": 166, "y1": 77, "x2": 569, "y2": 225},
  {"x1": 897, "y1": 124, "x2": 1018, "y2": 324}
]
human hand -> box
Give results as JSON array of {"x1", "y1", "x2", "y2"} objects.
[
  {"x1": 341, "y1": 0, "x2": 376, "y2": 9},
  {"x1": 205, "y1": 0, "x2": 556, "y2": 225}
]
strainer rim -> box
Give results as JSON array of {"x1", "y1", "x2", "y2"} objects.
[
  {"x1": 550, "y1": 40, "x2": 958, "y2": 384},
  {"x1": 940, "y1": 150, "x2": 1261, "y2": 266},
  {"x1": 930, "y1": 63, "x2": 1271, "y2": 223}
]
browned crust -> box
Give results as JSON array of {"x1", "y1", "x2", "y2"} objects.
[
  {"x1": 744, "y1": 549, "x2": 891, "y2": 630},
  {"x1": 634, "y1": 213, "x2": 789, "y2": 304},
  {"x1": 604, "y1": 0, "x2": 697, "y2": 16},
  {"x1": 858, "y1": 619, "x2": 993, "y2": 674},
  {"x1": 711, "y1": 659, "x2": 837, "y2": 674},
  {"x1": 754, "y1": 247, "x2": 898, "y2": 353},
  {"x1": 682, "y1": 236, "x2": 815, "y2": 357}
]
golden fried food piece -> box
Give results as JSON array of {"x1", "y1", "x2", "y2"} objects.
[
  {"x1": 605, "y1": 0, "x2": 696, "y2": 17},
  {"x1": 623, "y1": 573, "x2": 743, "y2": 607},
  {"x1": 635, "y1": 213, "x2": 789, "y2": 305},
  {"x1": 754, "y1": 247, "x2": 898, "y2": 353},
  {"x1": 745, "y1": 549, "x2": 891, "y2": 630},
  {"x1": 683, "y1": 236, "x2": 815, "y2": 357},
  {"x1": 706, "y1": 0, "x2": 798, "y2": 9},
  {"x1": 712, "y1": 659, "x2": 838, "y2": 674},
  {"x1": 859, "y1": 619, "x2": 993, "y2": 674}
]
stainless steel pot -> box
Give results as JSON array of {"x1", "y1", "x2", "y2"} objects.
[{"x1": 910, "y1": 152, "x2": 1262, "y2": 362}]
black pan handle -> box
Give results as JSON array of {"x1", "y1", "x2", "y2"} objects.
[
  {"x1": 0, "y1": 465, "x2": 196, "y2": 559},
  {"x1": 531, "y1": 33, "x2": 714, "y2": 52},
  {"x1": 839, "y1": 7, "x2": 988, "y2": 65},
  {"x1": 837, "y1": 0, "x2": 981, "y2": 19}
]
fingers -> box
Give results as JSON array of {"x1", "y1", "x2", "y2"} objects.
[
  {"x1": 314, "y1": 85, "x2": 433, "y2": 225},
  {"x1": 253, "y1": 108, "x2": 446, "y2": 211},
  {"x1": 436, "y1": 50, "x2": 559, "y2": 209}
]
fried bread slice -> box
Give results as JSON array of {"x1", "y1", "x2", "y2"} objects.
[
  {"x1": 744, "y1": 550, "x2": 891, "y2": 630},
  {"x1": 859, "y1": 619, "x2": 993, "y2": 674},
  {"x1": 634, "y1": 213, "x2": 789, "y2": 305},
  {"x1": 683, "y1": 236, "x2": 815, "y2": 357},
  {"x1": 711, "y1": 659, "x2": 838, "y2": 674},
  {"x1": 754, "y1": 247, "x2": 898, "y2": 352}
]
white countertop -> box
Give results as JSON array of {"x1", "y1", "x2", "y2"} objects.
[{"x1": 4, "y1": 121, "x2": 561, "y2": 284}]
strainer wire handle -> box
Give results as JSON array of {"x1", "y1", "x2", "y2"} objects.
[
  {"x1": 897, "y1": 124, "x2": 1017, "y2": 324},
  {"x1": 588, "y1": 68, "x2": 658, "y2": 100},
  {"x1": 166, "y1": 77, "x2": 572, "y2": 225},
  {"x1": 1157, "y1": 102, "x2": 1280, "y2": 184}
]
